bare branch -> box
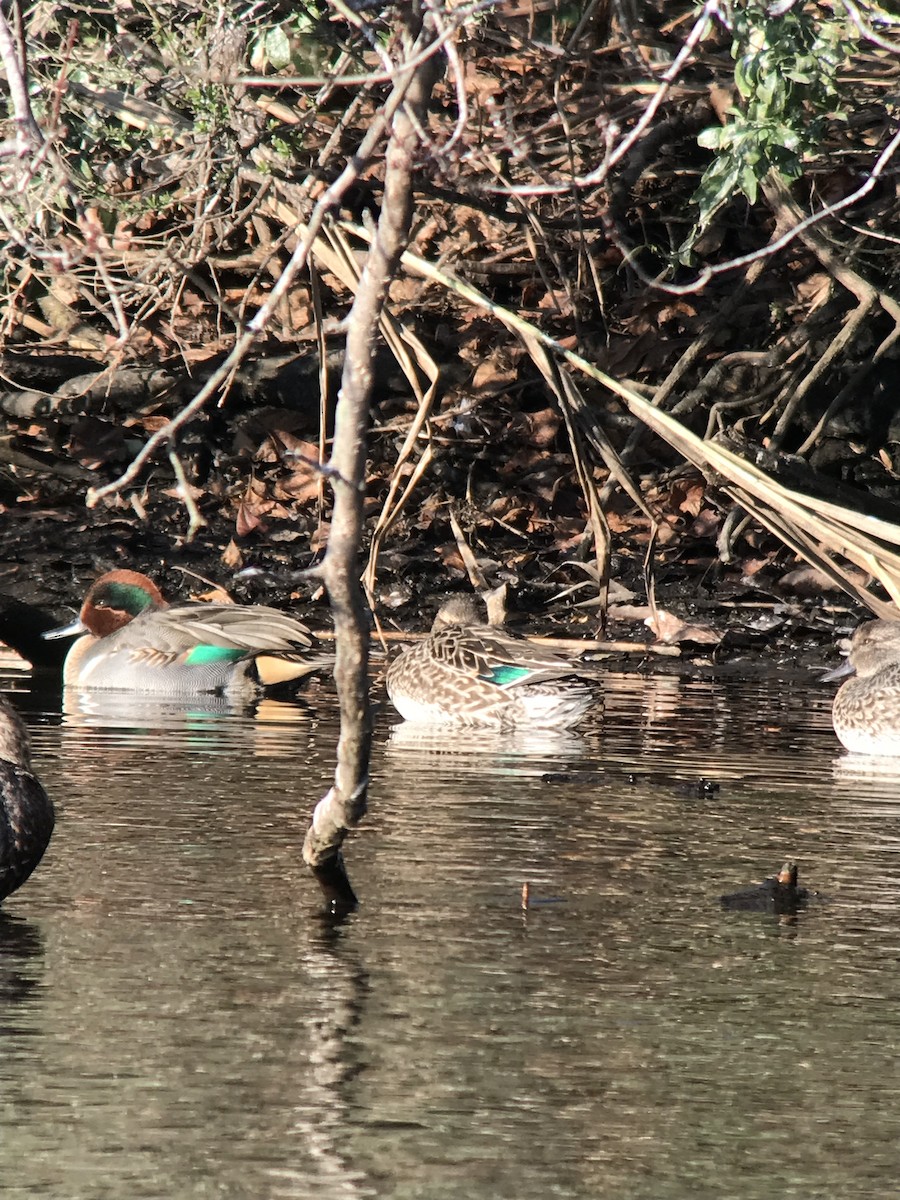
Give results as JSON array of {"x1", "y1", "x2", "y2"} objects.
[
  {"x1": 488, "y1": 0, "x2": 724, "y2": 197},
  {"x1": 301, "y1": 17, "x2": 442, "y2": 911},
  {"x1": 0, "y1": 7, "x2": 44, "y2": 152},
  {"x1": 86, "y1": 27, "x2": 431, "y2": 509},
  {"x1": 840, "y1": 0, "x2": 900, "y2": 53}
]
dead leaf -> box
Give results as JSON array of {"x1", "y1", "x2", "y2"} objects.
[
  {"x1": 667, "y1": 477, "x2": 705, "y2": 517},
  {"x1": 778, "y1": 565, "x2": 865, "y2": 596},
  {"x1": 794, "y1": 272, "x2": 832, "y2": 310},
  {"x1": 309, "y1": 524, "x2": 330, "y2": 552},
  {"x1": 388, "y1": 277, "x2": 424, "y2": 304},
  {"x1": 258, "y1": 430, "x2": 321, "y2": 466},
  {"x1": 608, "y1": 603, "x2": 653, "y2": 622},
  {"x1": 273, "y1": 467, "x2": 319, "y2": 505},
  {"x1": 690, "y1": 509, "x2": 720, "y2": 537},
  {"x1": 470, "y1": 360, "x2": 518, "y2": 395},
  {"x1": 464, "y1": 69, "x2": 502, "y2": 101},
  {"x1": 435, "y1": 542, "x2": 468, "y2": 572},
  {"x1": 741, "y1": 555, "x2": 776, "y2": 579},
  {"x1": 235, "y1": 497, "x2": 273, "y2": 537},
  {"x1": 507, "y1": 407, "x2": 561, "y2": 449},
  {"x1": 646, "y1": 608, "x2": 721, "y2": 645},
  {"x1": 67, "y1": 417, "x2": 128, "y2": 469},
  {"x1": 708, "y1": 82, "x2": 733, "y2": 123},
  {"x1": 221, "y1": 539, "x2": 244, "y2": 569},
  {"x1": 192, "y1": 584, "x2": 233, "y2": 604}
]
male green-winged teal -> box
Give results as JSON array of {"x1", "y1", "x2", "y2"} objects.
[
  {"x1": 49, "y1": 569, "x2": 329, "y2": 698},
  {"x1": 0, "y1": 694, "x2": 54, "y2": 903},
  {"x1": 828, "y1": 618, "x2": 900, "y2": 756},
  {"x1": 385, "y1": 595, "x2": 598, "y2": 728}
]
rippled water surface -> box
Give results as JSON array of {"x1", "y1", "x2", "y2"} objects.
[{"x1": 3, "y1": 666, "x2": 900, "y2": 1199}]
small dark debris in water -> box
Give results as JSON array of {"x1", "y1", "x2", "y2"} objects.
[
  {"x1": 720, "y1": 860, "x2": 811, "y2": 914},
  {"x1": 366, "y1": 1119, "x2": 430, "y2": 1131},
  {"x1": 541, "y1": 772, "x2": 572, "y2": 784},
  {"x1": 521, "y1": 881, "x2": 566, "y2": 911},
  {"x1": 672, "y1": 777, "x2": 720, "y2": 798}
]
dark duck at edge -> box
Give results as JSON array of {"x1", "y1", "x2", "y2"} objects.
[{"x1": 0, "y1": 695, "x2": 54, "y2": 903}]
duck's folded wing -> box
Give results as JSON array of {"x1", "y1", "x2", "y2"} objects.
[
  {"x1": 432, "y1": 627, "x2": 585, "y2": 685},
  {"x1": 143, "y1": 604, "x2": 316, "y2": 652}
]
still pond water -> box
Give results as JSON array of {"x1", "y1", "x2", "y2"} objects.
[{"x1": 2, "y1": 663, "x2": 900, "y2": 1199}]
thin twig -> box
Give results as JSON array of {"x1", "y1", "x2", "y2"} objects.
[
  {"x1": 85, "y1": 28, "x2": 442, "y2": 509},
  {"x1": 167, "y1": 449, "x2": 207, "y2": 542}
]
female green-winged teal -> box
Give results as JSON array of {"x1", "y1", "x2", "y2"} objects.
[
  {"x1": 0, "y1": 694, "x2": 54, "y2": 903},
  {"x1": 49, "y1": 570, "x2": 329, "y2": 698},
  {"x1": 829, "y1": 618, "x2": 900, "y2": 755},
  {"x1": 385, "y1": 595, "x2": 598, "y2": 728}
]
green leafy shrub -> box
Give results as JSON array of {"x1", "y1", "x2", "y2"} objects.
[{"x1": 686, "y1": 1, "x2": 854, "y2": 253}]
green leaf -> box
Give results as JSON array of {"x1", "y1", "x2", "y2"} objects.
[
  {"x1": 738, "y1": 165, "x2": 760, "y2": 204},
  {"x1": 697, "y1": 127, "x2": 726, "y2": 150},
  {"x1": 264, "y1": 26, "x2": 292, "y2": 71}
]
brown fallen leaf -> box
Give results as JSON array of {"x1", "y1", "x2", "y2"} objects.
[
  {"x1": 778, "y1": 565, "x2": 866, "y2": 596},
  {"x1": 221, "y1": 539, "x2": 244, "y2": 569},
  {"x1": 235, "y1": 497, "x2": 274, "y2": 537},
  {"x1": 669, "y1": 476, "x2": 706, "y2": 517},
  {"x1": 690, "y1": 508, "x2": 721, "y2": 538},
  {"x1": 67, "y1": 417, "x2": 128, "y2": 469},
  {"x1": 646, "y1": 608, "x2": 722, "y2": 646},
  {"x1": 507, "y1": 407, "x2": 562, "y2": 449},
  {"x1": 192, "y1": 584, "x2": 233, "y2": 604},
  {"x1": 470, "y1": 360, "x2": 519, "y2": 395}
]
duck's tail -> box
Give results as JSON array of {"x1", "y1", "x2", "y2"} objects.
[{"x1": 252, "y1": 651, "x2": 335, "y2": 689}]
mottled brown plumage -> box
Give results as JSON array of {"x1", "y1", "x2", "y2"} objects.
[
  {"x1": 831, "y1": 619, "x2": 900, "y2": 756},
  {"x1": 386, "y1": 596, "x2": 598, "y2": 728}
]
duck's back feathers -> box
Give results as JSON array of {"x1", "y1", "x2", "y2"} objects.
[
  {"x1": 0, "y1": 760, "x2": 54, "y2": 902},
  {"x1": 128, "y1": 602, "x2": 315, "y2": 655},
  {"x1": 426, "y1": 624, "x2": 586, "y2": 687}
]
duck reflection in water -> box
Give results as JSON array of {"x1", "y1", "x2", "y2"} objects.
[{"x1": 0, "y1": 913, "x2": 45, "y2": 1016}]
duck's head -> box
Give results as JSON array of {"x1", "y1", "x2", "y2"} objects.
[
  {"x1": 43, "y1": 570, "x2": 168, "y2": 644},
  {"x1": 431, "y1": 595, "x2": 485, "y2": 632},
  {"x1": 845, "y1": 618, "x2": 900, "y2": 679},
  {"x1": 77, "y1": 570, "x2": 168, "y2": 636}
]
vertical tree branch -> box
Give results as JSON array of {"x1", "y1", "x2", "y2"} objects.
[
  {"x1": 0, "y1": 5, "x2": 44, "y2": 153},
  {"x1": 302, "y1": 17, "x2": 441, "y2": 912}
]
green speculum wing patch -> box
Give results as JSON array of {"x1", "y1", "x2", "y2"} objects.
[
  {"x1": 185, "y1": 645, "x2": 247, "y2": 665},
  {"x1": 483, "y1": 664, "x2": 533, "y2": 687}
]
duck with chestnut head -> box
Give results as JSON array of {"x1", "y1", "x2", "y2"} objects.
[{"x1": 47, "y1": 570, "x2": 331, "y2": 699}]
